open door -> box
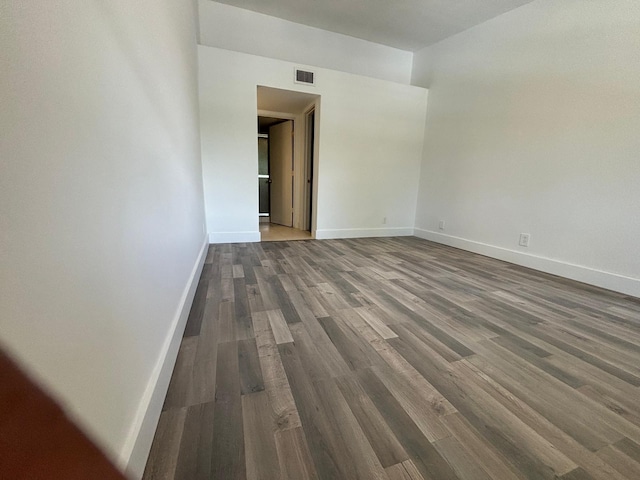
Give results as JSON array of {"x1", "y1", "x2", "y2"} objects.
[
  {"x1": 269, "y1": 120, "x2": 294, "y2": 227},
  {"x1": 304, "y1": 108, "x2": 315, "y2": 232}
]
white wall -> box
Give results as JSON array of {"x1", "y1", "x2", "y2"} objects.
[
  {"x1": 198, "y1": 0, "x2": 413, "y2": 85},
  {"x1": 412, "y1": 0, "x2": 640, "y2": 297},
  {"x1": 199, "y1": 46, "x2": 428, "y2": 242},
  {"x1": 0, "y1": 0, "x2": 206, "y2": 476}
]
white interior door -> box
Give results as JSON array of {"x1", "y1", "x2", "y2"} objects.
[{"x1": 269, "y1": 120, "x2": 293, "y2": 227}]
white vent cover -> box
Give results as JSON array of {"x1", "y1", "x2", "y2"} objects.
[{"x1": 294, "y1": 68, "x2": 315, "y2": 86}]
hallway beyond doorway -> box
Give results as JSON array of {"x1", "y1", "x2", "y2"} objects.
[{"x1": 260, "y1": 223, "x2": 312, "y2": 242}]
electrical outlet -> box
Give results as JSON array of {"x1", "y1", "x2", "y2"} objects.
[
  {"x1": 383, "y1": 217, "x2": 387, "y2": 225},
  {"x1": 438, "y1": 220, "x2": 445, "y2": 230},
  {"x1": 519, "y1": 233, "x2": 531, "y2": 247}
]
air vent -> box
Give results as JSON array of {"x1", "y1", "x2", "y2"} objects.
[{"x1": 294, "y1": 68, "x2": 315, "y2": 86}]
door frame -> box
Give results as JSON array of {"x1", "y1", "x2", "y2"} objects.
[
  {"x1": 303, "y1": 106, "x2": 315, "y2": 232},
  {"x1": 258, "y1": 98, "x2": 319, "y2": 236}
]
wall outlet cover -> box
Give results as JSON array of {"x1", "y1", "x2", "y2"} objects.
[{"x1": 519, "y1": 233, "x2": 531, "y2": 247}]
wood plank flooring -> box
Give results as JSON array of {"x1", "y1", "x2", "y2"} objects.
[{"x1": 143, "y1": 237, "x2": 640, "y2": 480}]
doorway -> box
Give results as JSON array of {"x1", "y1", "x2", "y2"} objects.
[{"x1": 257, "y1": 86, "x2": 319, "y2": 242}]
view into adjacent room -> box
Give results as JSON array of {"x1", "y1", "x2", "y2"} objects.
[{"x1": 257, "y1": 86, "x2": 318, "y2": 242}]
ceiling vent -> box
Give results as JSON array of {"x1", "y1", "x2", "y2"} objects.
[{"x1": 294, "y1": 68, "x2": 315, "y2": 86}]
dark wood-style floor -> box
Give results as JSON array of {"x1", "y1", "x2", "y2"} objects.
[{"x1": 143, "y1": 237, "x2": 640, "y2": 480}]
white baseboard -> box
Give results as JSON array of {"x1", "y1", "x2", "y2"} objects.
[
  {"x1": 119, "y1": 236, "x2": 209, "y2": 479},
  {"x1": 315, "y1": 227, "x2": 414, "y2": 240},
  {"x1": 209, "y1": 231, "x2": 260, "y2": 243},
  {"x1": 413, "y1": 228, "x2": 640, "y2": 298}
]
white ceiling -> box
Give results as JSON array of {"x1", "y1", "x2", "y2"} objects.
[
  {"x1": 258, "y1": 86, "x2": 318, "y2": 114},
  {"x1": 211, "y1": 0, "x2": 536, "y2": 51}
]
